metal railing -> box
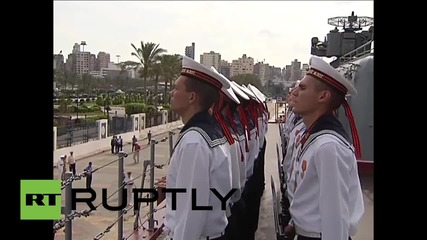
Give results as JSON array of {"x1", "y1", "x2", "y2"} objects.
[
  {"x1": 54, "y1": 131, "x2": 177, "y2": 240},
  {"x1": 339, "y1": 39, "x2": 374, "y2": 65}
]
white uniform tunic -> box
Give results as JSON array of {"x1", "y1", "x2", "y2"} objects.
[
  {"x1": 227, "y1": 137, "x2": 241, "y2": 205},
  {"x1": 165, "y1": 130, "x2": 233, "y2": 240},
  {"x1": 289, "y1": 131, "x2": 365, "y2": 240},
  {"x1": 57, "y1": 159, "x2": 64, "y2": 180},
  {"x1": 263, "y1": 112, "x2": 268, "y2": 138},
  {"x1": 257, "y1": 116, "x2": 265, "y2": 148},
  {"x1": 123, "y1": 175, "x2": 134, "y2": 205},
  {"x1": 283, "y1": 120, "x2": 305, "y2": 194},
  {"x1": 282, "y1": 111, "x2": 297, "y2": 141},
  {"x1": 245, "y1": 128, "x2": 259, "y2": 179},
  {"x1": 236, "y1": 134, "x2": 247, "y2": 193}
]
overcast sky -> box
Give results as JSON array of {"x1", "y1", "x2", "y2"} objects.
[{"x1": 54, "y1": 1, "x2": 373, "y2": 68}]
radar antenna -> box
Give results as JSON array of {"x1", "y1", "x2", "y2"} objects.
[
  {"x1": 310, "y1": 11, "x2": 374, "y2": 67},
  {"x1": 327, "y1": 11, "x2": 374, "y2": 32}
]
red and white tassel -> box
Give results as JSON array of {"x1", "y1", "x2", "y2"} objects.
[{"x1": 342, "y1": 100, "x2": 362, "y2": 159}]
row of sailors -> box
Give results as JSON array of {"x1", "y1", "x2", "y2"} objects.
[
  {"x1": 279, "y1": 56, "x2": 365, "y2": 240},
  {"x1": 163, "y1": 56, "x2": 269, "y2": 240}
]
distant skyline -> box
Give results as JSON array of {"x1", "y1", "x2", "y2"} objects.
[{"x1": 54, "y1": 1, "x2": 373, "y2": 67}]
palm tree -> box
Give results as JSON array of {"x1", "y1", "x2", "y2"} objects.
[
  {"x1": 150, "y1": 61, "x2": 162, "y2": 125},
  {"x1": 131, "y1": 41, "x2": 167, "y2": 102},
  {"x1": 157, "y1": 54, "x2": 182, "y2": 103}
]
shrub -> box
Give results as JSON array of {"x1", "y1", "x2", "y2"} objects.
[
  {"x1": 96, "y1": 96, "x2": 104, "y2": 106},
  {"x1": 125, "y1": 103, "x2": 146, "y2": 115}
]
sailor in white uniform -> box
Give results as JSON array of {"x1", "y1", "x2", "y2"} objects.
[
  {"x1": 239, "y1": 84, "x2": 260, "y2": 181},
  {"x1": 287, "y1": 56, "x2": 364, "y2": 240},
  {"x1": 245, "y1": 84, "x2": 269, "y2": 238},
  {"x1": 209, "y1": 67, "x2": 243, "y2": 216},
  {"x1": 284, "y1": 118, "x2": 305, "y2": 204},
  {"x1": 229, "y1": 81, "x2": 250, "y2": 198},
  {"x1": 282, "y1": 81, "x2": 301, "y2": 139},
  {"x1": 57, "y1": 155, "x2": 66, "y2": 181},
  {"x1": 282, "y1": 82, "x2": 305, "y2": 185},
  {"x1": 248, "y1": 84, "x2": 268, "y2": 149},
  {"x1": 278, "y1": 86, "x2": 306, "y2": 237},
  {"x1": 165, "y1": 56, "x2": 234, "y2": 240},
  {"x1": 235, "y1": 84, "x2": 265, "y2": 240},
  {"x1": 247, "y1": 84, "x2": 269, "y2": 184},
  {"x1": 220, "y1": 80, "x2": 251, "y2": 240},
  {"x1": 123, "y1": 171, "x2": 134, "y2": 206},
  {"x1": 279, "y1": 88, "x2": 294, "y2": 165}
]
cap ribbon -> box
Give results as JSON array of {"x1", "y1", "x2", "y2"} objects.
[
  {"x1": 213, "y1": 93, "x2": 235, "y2": 145},
  {"x1": 342, "y1": 100, "x2": 362, "y2": 159},
  {"x1": 225, "y1": 108, "x2": 245, "y2": 162},
  {"x1": 237, "y1": 106, "x2": 250, "y2": 153}
]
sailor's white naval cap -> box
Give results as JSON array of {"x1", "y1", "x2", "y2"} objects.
[
  {"x1": 229, "y1": 81, "x2": 250, "y2": 101},
  {"x1": 240, "y1": 84, "x2": 260, "y2": 102},
  {"x1": 180, "y1": 55, "x2": 230, "y2": 89},
  {"x1": 247, "y1": 84, "x2": 266, "y2": 102},
  {"x1": 210, "y1": 67, "x2": 240, "y2": 104},
  {"x1": 179, "y1": 56, "x2": 236, "y2": 144},
  {"x1": 60, "y1": 155, "x2": 66, "y2": 158},
  {"x1": 307, "y1": 55, "x2": 357, "y2": 96}
]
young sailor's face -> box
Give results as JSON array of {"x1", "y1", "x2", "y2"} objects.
[
  {"x1": 170, "y1": 76, "x2": 192, "y2": 114},
  {"x1": 291, "y1": 75, "x2": 320, "y2": 115}
]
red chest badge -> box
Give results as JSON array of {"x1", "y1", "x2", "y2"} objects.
[
  {"x1": 302, "y1": 160, "x2": 307, "y2": 172},
  {"x1": 300, "y1": 160, "x2": 307, "y2": 179}
]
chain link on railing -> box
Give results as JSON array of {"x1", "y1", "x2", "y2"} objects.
[
  {"x1": 90, "y1": 133, "x2": 175, "y2": 239},
  {"x1": 53, "y1": 209, "x2": 92, "y2": 232},
  {"x1": 61, "y1": 171, "x2": 88, "y2": 190},
  {"x1": 54, "y1": 163, "x2": 160, "y2": 234},
  {"x1": 93, "y1": 206, "x2": 132, "y2": 240},
  {"x1": 122, "y1": 205, "x2": 167, "y2": 240}
]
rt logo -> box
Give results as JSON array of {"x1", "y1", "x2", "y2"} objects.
[{"x1": 20, "y1": 180, "x2": 61, "y2": 220}]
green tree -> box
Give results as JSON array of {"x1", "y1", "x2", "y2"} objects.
[
  {"x1": 151, "y1": 61, "x2": 162, "y2": 112},
  {"x1": 131, "y1": 41, "x2": 167, "y2": 102},
  {"x1": 95, "y1": 96, "x2": 104, "y2": 106},
  {"x1": 157, "y1": 54, "x2": 181, "y2": 104}
]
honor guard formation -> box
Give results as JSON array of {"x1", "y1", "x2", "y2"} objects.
[
  {"x1": 164, "y1": 54, "x2": 365, "y2": 240},
  {"x1": 53, "y1": 53, "x2": 370, "y2": 240},
  {"x1": 164, "y1": 56, "x2": 269, "y2": 240}
]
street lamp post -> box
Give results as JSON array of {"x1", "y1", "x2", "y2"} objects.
[{"x1": 105, "y1": 92, "x2": 111, "y2": 135}]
